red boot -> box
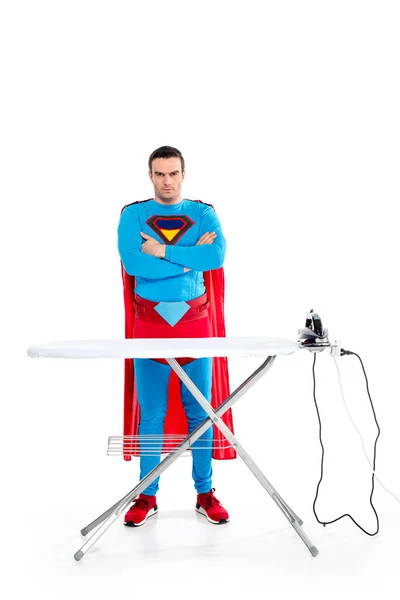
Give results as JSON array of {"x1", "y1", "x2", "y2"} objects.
[
  {"x1": 124, "y1": 493, "x2": 158, "y2": 527},
  {"x1": 196, "y1": 488, "x2": 229, "y2": 524}
]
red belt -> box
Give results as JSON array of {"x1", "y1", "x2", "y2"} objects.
[{"x1": 134, "y1": 293, "x2": 209, "y2": 325}]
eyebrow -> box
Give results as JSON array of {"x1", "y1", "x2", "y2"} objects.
[{"x1": 154, "y1": 170, "x2": 180, "y2": 175}]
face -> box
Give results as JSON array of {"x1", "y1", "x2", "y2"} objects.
[{"x1": 149, "y1": 157, "x2": 185, "y2": 204}]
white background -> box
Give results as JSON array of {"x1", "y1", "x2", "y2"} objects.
[{"x1": 1, "y1": 1, "x2": 399, "y2": 598}]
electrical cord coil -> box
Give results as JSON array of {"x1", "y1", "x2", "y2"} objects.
[{"x1": 312, "y1": 350, "x2": 381, "y2": 536}]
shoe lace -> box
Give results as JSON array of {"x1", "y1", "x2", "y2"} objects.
[
  {"x1": 132, "y1": 497, "x2": 149, "y2": 510},
  {"x1": 203, "y1": 488, "x2": 221, "y2": 509}
]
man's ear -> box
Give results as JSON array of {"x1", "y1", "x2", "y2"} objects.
[{"x1": 148, "y1": 170, "x2": 153, "y2": 181}]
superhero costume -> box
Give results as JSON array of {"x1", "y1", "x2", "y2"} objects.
[{"x1": 118, "y1": 198, "x2": 235, "y2": 493}]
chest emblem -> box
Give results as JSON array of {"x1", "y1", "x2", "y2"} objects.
[{"x1": 146, "y1": 215, "x2": 194, "y2": 245}]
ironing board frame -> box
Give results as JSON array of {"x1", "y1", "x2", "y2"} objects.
[{"x1": 74, "y1": 354, "x2": 319, "y2": 561}]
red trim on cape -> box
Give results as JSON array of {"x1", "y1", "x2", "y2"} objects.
[{"x1": 121, "y1": 200, "x2": 236, "y2": 461}]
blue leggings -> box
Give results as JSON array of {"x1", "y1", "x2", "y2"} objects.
[{"x1": 134, "y1": 357, "x2": 213, "y2": 495}]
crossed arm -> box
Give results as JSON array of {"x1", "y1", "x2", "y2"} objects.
[{"x1": 118, "y1": 206, "x2": 226, "y2": 278}]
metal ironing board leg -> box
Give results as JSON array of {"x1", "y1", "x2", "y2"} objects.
[
  {"x1": 75, "y1": 355, "x2": 276, "y2": 560},
  {"x1": 168, "y1": 358, "x2": 318, "y2": 557},
  {"x1": 75, "y1": 355, "x2": 319, "y2": 559}
]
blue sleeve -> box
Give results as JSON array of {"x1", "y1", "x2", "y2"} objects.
[
  {"x1": 118, "y1": 208, "x2": 185, "y2": 278},
  {"x1": 164, "y1": 206, "x2": 226, "y2": 271}
]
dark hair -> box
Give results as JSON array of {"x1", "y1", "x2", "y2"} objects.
[{"x1": 148, "y1": 146, "x2": 185, "y2": 173}]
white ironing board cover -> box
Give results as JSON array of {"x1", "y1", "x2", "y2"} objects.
[{"x1": 27, "y1": 337, "x2": 299, "y2": 359}]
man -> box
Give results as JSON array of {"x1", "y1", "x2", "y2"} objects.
[{"x1": 117, "y1": 146, "x2": 234, "y2": 528}]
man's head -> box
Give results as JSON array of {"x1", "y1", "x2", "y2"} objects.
[{"x1": 148, "y1": 146, "x2": 185, "y2": 204}]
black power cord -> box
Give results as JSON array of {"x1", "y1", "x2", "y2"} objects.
[{"x1": 311, "y1": 350, "x2": 380, "y2": 536}]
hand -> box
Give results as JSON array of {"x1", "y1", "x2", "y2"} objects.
[
  {"x1": 196, "y1": 232, "x2": 216, "y2": 245},
  {"x1": 140, "y1": 232, "x2": 166, "y2": 259}
]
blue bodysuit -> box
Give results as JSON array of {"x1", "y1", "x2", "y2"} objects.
[{"x1": 118, "y1": 198, "x2": 227, "y2": 494}]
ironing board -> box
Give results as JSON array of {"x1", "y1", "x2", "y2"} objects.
[{"x1": 27, "y1": 336, "x2": 319, "y2": 560}]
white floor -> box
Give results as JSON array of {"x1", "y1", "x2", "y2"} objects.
[
  {"x1": 3, "y1": 353, "x2": 399, "y2": 599},
  {"x1": 5, "y1": 453, "x2": 400, "y2": 600}
]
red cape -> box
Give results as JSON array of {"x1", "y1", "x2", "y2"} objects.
[{"x1": 121, "y1": 200, "x2": 236, "y2": 461}]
